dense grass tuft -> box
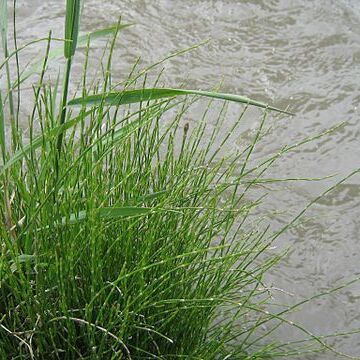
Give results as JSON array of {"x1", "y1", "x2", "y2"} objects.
[{"x1": 1, "y1": 1, "x2": 359, "y2": 359}]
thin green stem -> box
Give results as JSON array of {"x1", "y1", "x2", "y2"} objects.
[{"x1": 55, "y1": 56, "x2": 72, "y2": 175}]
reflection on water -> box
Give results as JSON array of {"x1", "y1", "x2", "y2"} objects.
[{"x1": 11, "y1": 0, "x2": 360, "y2": 358}]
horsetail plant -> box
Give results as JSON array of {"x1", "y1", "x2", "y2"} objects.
[{"x1": 0, "y1": 1, "x2": 359, "y2": 359}]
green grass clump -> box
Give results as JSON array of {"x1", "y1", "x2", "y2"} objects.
[{"x1": 0, "y1": 1, "x2": 359, "y2": 359}]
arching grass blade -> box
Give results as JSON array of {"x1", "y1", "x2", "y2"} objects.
[
  {"x1": 68, "y1": 88, "x2": 294, "y2": 115},
  {"x1": 98, "y1": 206, "x2": 151, "y2": 219},
  {"x1": 62, "y1": 207, "x2": 152, "y2": 225}
]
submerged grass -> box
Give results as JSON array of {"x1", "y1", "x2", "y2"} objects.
[{"x1": 0, "y1": 1, "x2": 359, "y2": 359}]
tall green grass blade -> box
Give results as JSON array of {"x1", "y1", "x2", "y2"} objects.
[
  {"x1": 64, "y1": 0, "x2": 81, "y2": 58},
  {"x1": 137, "y1": 190, "x2": 168, "y2": 202},
  {"x1": 68, "y1": 88, "x2": 293, "y2": 115},
  {"x1": 99, "y1": 206, "x2": 151, "y2": 219},
  {"x1": 77, "y1": 24, "x2": 132, "y2": 45},
  {"x1": 63, "y1": 207, "x2": 152, "y2": 225},
  {"x1": 57, "y1": 0, "x2": 81, "y2": 170}
]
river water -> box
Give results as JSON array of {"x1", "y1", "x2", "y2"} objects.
[{"x1": 12, "y1": 0, "x2": 360, "y2": 358}]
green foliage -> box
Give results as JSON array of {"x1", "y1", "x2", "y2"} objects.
[
  {"x1": 0, "y1": 1, "x2": 359, "y2": 359},
  {"x1": 64, "y1": 0, "x2": 81, "y2": 58},
  {"x1": 69, "y1": 88, "x2": 293, "y2": 115}
]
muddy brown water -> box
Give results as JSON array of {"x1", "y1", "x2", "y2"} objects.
[{"x1": 8, "y1": 0, "x2": 360, "y2": 358}]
